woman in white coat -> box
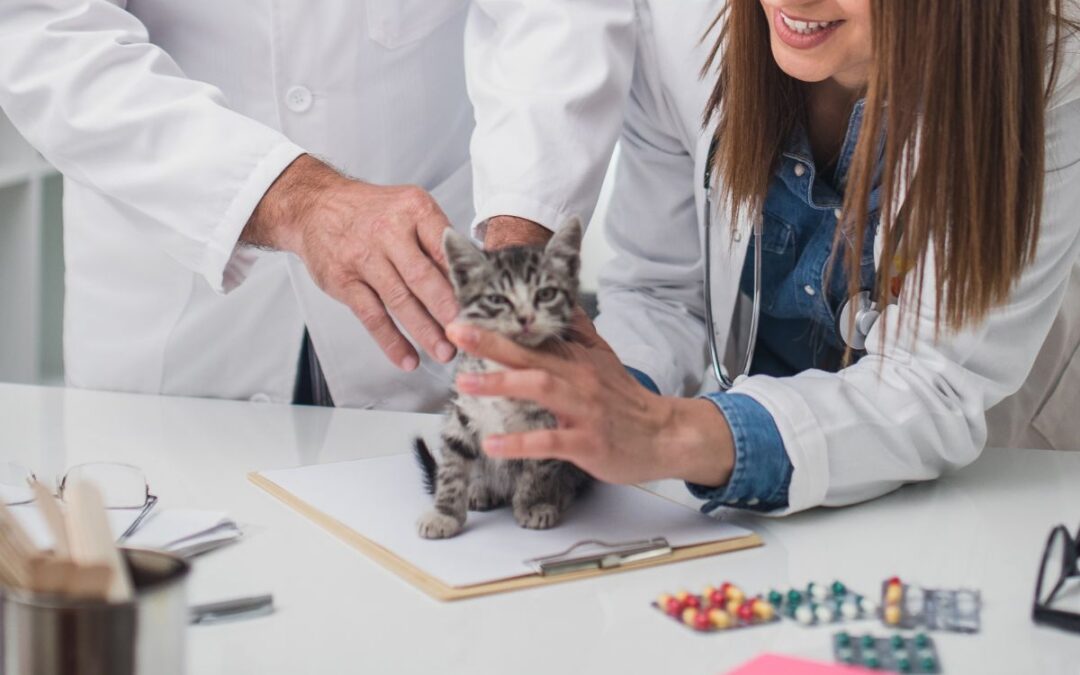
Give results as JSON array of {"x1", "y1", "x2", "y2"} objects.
[{"x1": 458, "y1": 0, "x2": 1080, "y2": 514}]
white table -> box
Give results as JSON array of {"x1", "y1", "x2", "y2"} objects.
[{"x1": 2, "y1": 383, "x2": 1078, "y2": 674}]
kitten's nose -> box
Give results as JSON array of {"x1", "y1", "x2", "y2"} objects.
[{"x1": 517, "y1": 315, "x2": 533, "y2": 328}]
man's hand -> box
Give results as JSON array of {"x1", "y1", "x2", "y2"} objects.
[
  {"x1": 483, "y1": 215, "x2": 552, "y2": 250},
  {"x1": 243, "y1": 154, "x2": 458, "y2": 371}
]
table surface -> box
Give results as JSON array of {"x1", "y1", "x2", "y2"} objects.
[{"x1": 2, "y1": 383, "x2": 1078, "y2": 675}]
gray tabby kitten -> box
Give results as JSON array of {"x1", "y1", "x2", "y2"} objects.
[{"x1": 415, "y1": 220, "x2": 592, "y2": 539}]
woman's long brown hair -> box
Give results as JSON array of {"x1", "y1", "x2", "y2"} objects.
[{"x1": 704, "y1": 0, "x2": 1075, "y2": 334}]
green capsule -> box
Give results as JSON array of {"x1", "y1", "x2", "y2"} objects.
[
  {"x1": 768, "y1": 590, "x2": 783, "y2": 606},
  {"x1": 914, "y1": 633, "x2": 929, "y2": 648},
  {"x1": 890, "y1": 634, "x2": 905, "y2": 649},
  {"x1": 832, "y1": 580, "x2": 847, "y2": 596},
  {"x1": 897, "y1": 657, "x2": 912, "y2": 673},
  {"x1": 864, "y1": 655, "x2": 880, "y2": 669},
  {"x1": 836, "y1": 632, "x2": 851, "y2": 647},
  {"x1": 921, "y1": 656, "x2": 936, "y2": 672},
  {"x1": 861, "y1": 634, "x2": 876, "y2": 648},
  {"x1": 788, "y1": 589, "x2": 803, "y2": 605}
]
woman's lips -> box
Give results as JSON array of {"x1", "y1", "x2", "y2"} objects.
[{"x1": 772, "y1": 7, "x2": 843, "y2": 50}]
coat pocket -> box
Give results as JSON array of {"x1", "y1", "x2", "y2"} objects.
[{"x1": 366, "y1": 0, "x2": 468, "y2": 49}]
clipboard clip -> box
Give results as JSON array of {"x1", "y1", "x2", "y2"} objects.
[{"x1": 526, "y1": 537, "x2": 673, "y2": 576}]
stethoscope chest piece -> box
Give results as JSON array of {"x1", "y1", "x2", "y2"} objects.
[{"x1": 837, "y1": 290, "x2": 881, "y2": 351}]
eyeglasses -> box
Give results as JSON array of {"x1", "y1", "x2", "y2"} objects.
[
  {"x1": 1033, "y1": 522, "x2": 1080, "y2": 633},
  {"x1": 0, "y1": 461, "x2": 158, "y2": 542}
]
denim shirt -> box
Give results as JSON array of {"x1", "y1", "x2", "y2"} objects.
[{"x1": 630, "y1": 100, "x2": 881, "y2": 514}]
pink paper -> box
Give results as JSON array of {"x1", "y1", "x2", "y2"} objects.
[{"x1": 726, "y1": 654, "x2": 875, "y2": 675}]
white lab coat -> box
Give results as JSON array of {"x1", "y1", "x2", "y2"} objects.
[
  {"x1": 468, "y1": 0, "x2": 1080, "y2": 513},
  {"x1": 0, "y1": 0, "x2": 473, "y2": 410}
]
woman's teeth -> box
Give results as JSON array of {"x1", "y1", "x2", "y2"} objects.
[{"x1": 780, "y1": 12, "x2": 839, "y2": 35}]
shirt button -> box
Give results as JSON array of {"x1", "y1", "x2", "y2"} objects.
[
  {"x1": 793, "y1": 163, "x2": 807, "y2": 177},
  {"x1": 804, "y1": 285, "x2": 817, "y2": 296},
  {"x1": 834, "y1": 208, "x2": 843, "y2": 220},
  {"x1": 285, "y1": 86, "x2": 313, "y2": 113}
]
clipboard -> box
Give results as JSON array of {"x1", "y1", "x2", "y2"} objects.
[{"x1": 250, "y1": 456, "x2": 762, "y2": 601}]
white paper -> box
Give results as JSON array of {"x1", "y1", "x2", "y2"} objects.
[
  {"x1": 258, "y1": 454, "x2": 754, "y2": 588},
  {"x1": 10, "y1": 504, "x2": 240, "y2": 555}
]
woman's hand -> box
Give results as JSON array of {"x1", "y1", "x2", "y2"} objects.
[{"x1": 446, "y1": 314, "x2": 736, "y2": 486}]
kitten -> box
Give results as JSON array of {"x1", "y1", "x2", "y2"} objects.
[{"x1": 415, "y1": 220, "x2": 592, "y2": 539}]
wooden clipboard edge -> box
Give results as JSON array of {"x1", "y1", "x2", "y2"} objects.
[{"x1": 248, "y1": 471, "x2": 763, "y2": 602}]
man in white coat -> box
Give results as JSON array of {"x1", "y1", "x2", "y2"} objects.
[{"x1": 0, "y1": 1, "x2": 475, "y2": 411}]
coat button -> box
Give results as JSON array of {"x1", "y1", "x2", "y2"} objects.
[
  {"x1": 250, "y1": 393, "x2": 271, "y2": 403},
  {"x1": 803, "y1": 285, "x2": 817, "y2": 296},
  {"x1": 285, "y1": 86, "x2": 313, "y2": 113},
  {"x1": 834, "y1": 208, "x2": 843, "y2": 220},
  {"x1": 793, "y1": 163, "x2": 807, "y2": 177},
  {"x1": 733, "y1": 231, "x2": 743, "y2": 242}
]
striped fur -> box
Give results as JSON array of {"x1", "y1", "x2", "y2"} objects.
[{"x1": 416, "y1": 220, "x2": 592, "y2": 539}]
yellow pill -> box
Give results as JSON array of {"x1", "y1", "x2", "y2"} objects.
[
  {"x1": 884, "y1": 605, "x2": 902, "y2": 625},
  {"x1": 675, "y1": 590, "x2": 691, "y2": 602},
  {"x1": 709, "y1": 609, "x2": 733, "y2": 629},
  {"x1": 885, "y1": 584, "x2": 903, "y2": 604},
  {"x1": 703, "y1": 585, "x2": 716, "y2": 598},
  {"x1": 682, "y1": 607, "x2": 699, "y2": 625},
  {"x1": 657, "y1": 593, "x2": 672, "y2": 608},
  {"x1": 727, "y1": 587, "x2": 745, "y2": 605},
  {"x1": 754, "y1": 601, "x2": 775, "y2": 621},
  {"x1": 725, "y1": 599, "x2": 740, "y2": 614}
]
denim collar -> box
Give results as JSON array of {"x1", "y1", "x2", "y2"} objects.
[{"x1": 778, "y1": 99, "x2": 882, "y2": 215}]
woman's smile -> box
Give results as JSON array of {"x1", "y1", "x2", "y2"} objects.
[{"x1": 773, "y1": 8, "x2": 844, "y2": 49}]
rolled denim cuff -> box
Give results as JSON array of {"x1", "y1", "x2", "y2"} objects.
[{"x1": 686, "y1": 392, "x2": 793, "y2": 513}]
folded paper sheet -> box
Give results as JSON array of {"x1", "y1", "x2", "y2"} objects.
[{"x1": 253, "y1": 454, "x2": 760, "y2": 598}]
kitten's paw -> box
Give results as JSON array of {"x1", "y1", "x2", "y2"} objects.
[
  {"x1": 468, "y1": 485, "x2": 504, "y2": 511},
  {"x1": 417, "y1": 511, "x2": 464, "y2": 539},
  {"x1": 515, "y1": 504, "x2": 561, "y2": 530}
]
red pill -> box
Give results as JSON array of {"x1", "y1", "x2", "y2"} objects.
[
  {"x1": 888, "y1": 576, "x2": 902, "y2": 586},
  {"x1": 685, "y1": 595, "x2": 701, "y2": 609},
  {"x1": 737, "y1": 601, "x2": 755, "y2": 622},
  {"x1": 665, "y1": 597, "x2": 682, "y2": 616},
  {"x1": 693, "y1": 611, "x2": 712, "y2": 631},
  {"x1": 719, "y1": 582, "x2": 732, "y2": 596},
  {"x1": 710, "y1": 590, "x2": 726, "y2": 608}
]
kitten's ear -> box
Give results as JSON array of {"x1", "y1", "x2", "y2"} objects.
[
  {"x1": 543, "y1": 217, "x2": 583, "y2": 280},
  {"x1": 442, "y1": 228, "x2": 488, "y2": 292}
]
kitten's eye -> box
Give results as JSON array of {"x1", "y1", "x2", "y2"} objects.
[
  {"x1": 535, "y1": 287, "x2": 558, "y2": 303},
  {"x1": 485, "y1": 294, "x2": 509, "y2": 306}
]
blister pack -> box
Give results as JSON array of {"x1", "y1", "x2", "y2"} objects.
[
  {"x1": 833, "y1": 631, "x2": 941, "y2": 673},
  {"x1": 652, "y1": 582, "x2": 780, "y2": 633},
  {"x1": 881, "y1": 577, "x2": 981, "y2": 632},
  {"x1": 768, "y1": 580, "x2": 876, "y2": 626}
]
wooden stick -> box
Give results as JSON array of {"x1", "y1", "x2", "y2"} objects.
[
  {"x1": 31, "y1": 480, "x2": 71, "y2": 558},
  {"x1": 66, "y1": 481, "x2": 132, "y2": 602}
]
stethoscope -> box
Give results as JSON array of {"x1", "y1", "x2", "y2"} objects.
[{"x1": 702, "y1": 137, "x2": 887, "y2": 391}]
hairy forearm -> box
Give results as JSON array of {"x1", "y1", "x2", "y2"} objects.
[
  {"x1": 242, "y1": 154, "x2": 346, "y2": 254},
  {"x1": 483, "y1": 215, "x2": 552, "y2": 250}
]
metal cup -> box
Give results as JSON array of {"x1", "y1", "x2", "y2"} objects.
[{"x1": 1, "y1": 548, "x2": 189, "y2": 675}]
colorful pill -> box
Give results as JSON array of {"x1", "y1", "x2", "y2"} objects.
[
  {"x1": 656, "y1": 593, "x2": 671, "y2": 608},
  {"x1": 885, "y1": 583, "x2": 903, "y2": 604},
  {"x1": 753, "y1": 599, "x2": 775, "y2": 621},
  {"x1": 864, "y1": 655, "x2": 880, "y2": 669},
  {"x1": 727, "y1": 586, "x2": 745, "y2": 604},
  {"x1": 884, "y1": 605, "x2": 902, "y2": 625},
  {"x1": 897, "y1": 657, "x2": 912, "y2": 673},
  {"x1": 831, "y1": 580, "x2": 847, "y2": 596},
  {"x1": 726, "y1": 599, "x2": 741, "y2": 614},
  {"x1": 685, "y1": 594, "x2": 701, "y2": 609},
  {"x1": 665, "y1": 597, "x2": 683, "y2": 616},
  {"x1": 709, "y1": 589, "x2": 726, "y2": 608},
  {"x1": 768, "y1": 590, "x2": 783, "y2": 606},
  {"x1": 914, "y1": 633, "x2": 929, "y2": 648},
  {"x1": 861, "y1": 634, "x2": 876, "y2": 648},
  {"x1": 787, "y1": 589, "x2": 803, "y2": 605},
  {"x1": 890, "y1": 634, "x2": 905, "y2": 649},
  {"x1": 682, "y1": 607, "x2": 698, "y2": 625},
  {"x1": 693, "y1": 611, "x2": 711, "y2": 631},
  {"x1": 709, "y1": 609, "x2": 733, "y2": 629},
  {"x1": 920, "y1": 656, "x2": 936, "y2": 672},
  {"x1": 702, "y1": 585, "x2": 716, "y2": 599},
  {"x1": 675, "y1": 590, "x2": 691, "y2": 602},
  {"x1": 737, "y1": 601, "x2": 755, "y2": 622}
]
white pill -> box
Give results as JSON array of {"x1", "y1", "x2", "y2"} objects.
[
  {"x1": 815, "y1": 604, "x2": 834, "y2": 623},
  {"x1": 795, "y1": 605, "x2": 815, "y2": 625},
  {"x1": 841, "y1": 600, "x2": 860, "y2": 620},
  {"x1": 811, "y1": 583, "x2": 828, "y2": 601}
]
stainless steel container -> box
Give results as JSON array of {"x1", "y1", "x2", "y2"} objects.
[{"x1": 1, "y1": 548, "x2": 189, "y2": 675}]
